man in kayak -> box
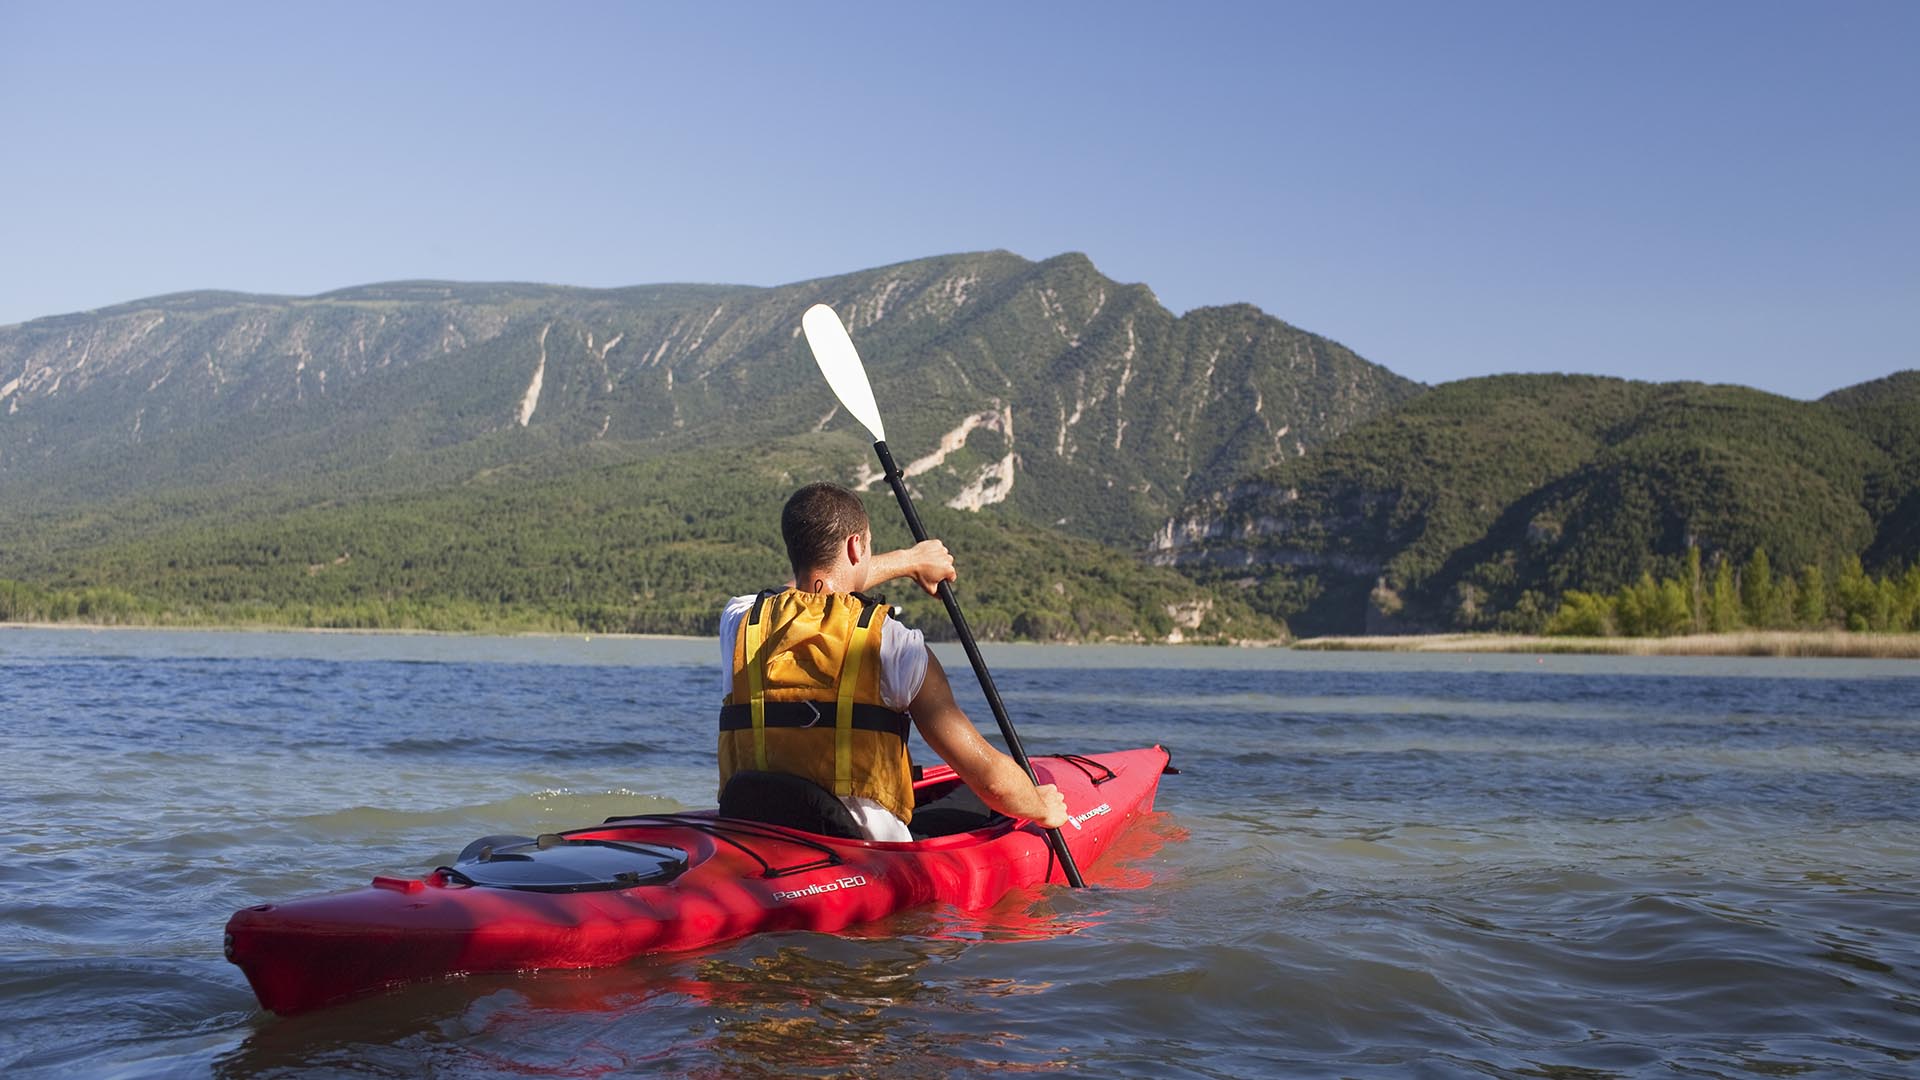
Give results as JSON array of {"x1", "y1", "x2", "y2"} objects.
[{"x1": 718, "y1": 482, "x2": 1068, "y2": 841}]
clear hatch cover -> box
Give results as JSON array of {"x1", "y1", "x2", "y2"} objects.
[{"x1": 443, "y1": 834, "x2": 687, "y2": 892}]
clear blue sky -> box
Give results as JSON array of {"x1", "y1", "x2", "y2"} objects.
[{"x1": 2, "y1": 1, "x2": 1913, "y2": 398}]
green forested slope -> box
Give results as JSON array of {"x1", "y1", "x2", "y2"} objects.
[
  {"x1": 1161, "y1": 373, "x2": 1920, "y2": 635},
  {"x1": 1824, "y1": 371, "x2": 1920, "y2": 568},
  {"x1": 0, "y1": 437, "x2": 1282, "y2": 641}
]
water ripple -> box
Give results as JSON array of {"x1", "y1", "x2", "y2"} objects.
[{"x1": 1, "y1": 630, "x2": 1917, "y2": 1077}]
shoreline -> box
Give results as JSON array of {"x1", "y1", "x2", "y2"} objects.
[
  {"x1": 0, "y1": 620, "x2": 709, "y2": 643},
  {"x1": 11, "y1": 620, "x2": 1918, "y2": 659},
  {"x1": 0, "y1": 618, "x2": 1288, "y2": 648},
  {"x1": 1291, "y1": 630, "x2": 1920, "y2": 660}
]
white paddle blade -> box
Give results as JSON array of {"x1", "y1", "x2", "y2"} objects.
[{"x1": 801, "y1": 304, "x2": 886, "y2": 442}]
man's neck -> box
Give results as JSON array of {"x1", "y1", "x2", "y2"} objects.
[{"x1": 799, "y1": 567, "x2": 859, "y2": 594}]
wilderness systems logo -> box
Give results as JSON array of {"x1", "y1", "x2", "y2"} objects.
[
  {"x1": 771, "y1": 874, "x2": 869, "y2": 902},
  {"x1": 1066, "y1": 803, "x2": 1111, "y2": 830}
]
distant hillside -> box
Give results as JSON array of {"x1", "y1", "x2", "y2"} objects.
[
  {"x1": 1157, "y1": 373, "x2": 1920, "y2": 635},
  {"x1": 0, "y1": 251, "x2": 1417, "y2": 640},
  {"x1": 0, "y1": 252, "x2": 1417, "y2": 546},
  {"x1": 1823, "y1": 371, "x2": 1920, "y2": 569},
  {"x1": 0, "y1": 440, "x2": 1286, "y2": 642}
]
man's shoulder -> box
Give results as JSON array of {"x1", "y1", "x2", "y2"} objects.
[
  {"x1": 717, "y1": 594, "x2": 758, "y2": 642},
  {"x1": 880, "y1": 616, "x2": 924, "y2": 647}
]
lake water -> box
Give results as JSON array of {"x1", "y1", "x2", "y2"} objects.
[{"x1": 2, "y1": 627, "x2": 1917, "y2": 1078}]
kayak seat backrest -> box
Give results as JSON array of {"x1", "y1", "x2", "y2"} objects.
[{"x1": 719, "y1": 770, "x2": 863, "y2": 839}]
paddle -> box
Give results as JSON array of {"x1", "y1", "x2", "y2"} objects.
[{"x1": 801, "y1": 303, "x2": 1086, "y2": 888}]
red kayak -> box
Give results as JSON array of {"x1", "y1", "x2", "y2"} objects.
[{"x1": 225, "y1": 745, "x2": 1175, "y2": 1015}]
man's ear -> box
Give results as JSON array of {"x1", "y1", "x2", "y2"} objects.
[{"x1": 844, "y1": 532, "x2": 864, "y2": 567}]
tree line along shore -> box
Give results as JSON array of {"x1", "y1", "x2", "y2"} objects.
[
  {"x1": 1540, "y1": 547, "x2": 1919, "y2": 638},
  {"x1": 1293, "y1": 630, "x2": 1920, "y2": 660},
  {"x1": 1293, "y1": 547, "x2": 1920, "y2": 658},
  {"x1": 5, "y1": 542, "x2": 1919, "y2": 652}
]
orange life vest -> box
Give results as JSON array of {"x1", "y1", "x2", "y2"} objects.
[{"x1": 718, "y1": 588, "x2": 915, "y2": 823}]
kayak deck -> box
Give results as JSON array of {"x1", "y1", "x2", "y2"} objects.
[{"x1": 225, "y1": 746, "x2": 1174, "y2": 1014}]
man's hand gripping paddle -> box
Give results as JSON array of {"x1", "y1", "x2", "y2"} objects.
[{"x1": 801, "y1": 303, "x2": 1086, "y2": 888}]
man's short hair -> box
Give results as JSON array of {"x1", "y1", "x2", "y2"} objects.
[{"x1": 782, "y1": 482, "x2": 871, "y2": 577}]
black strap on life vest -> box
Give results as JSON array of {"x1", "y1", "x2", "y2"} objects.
[
  {"x1": 849, "y1": 591, "x2": 887, "y2": 624},
  {"x1": 746, "y1": 586, "x2": 786, "y2": 626},
  {"x1": 718, "y1": 701, "x2": 910, "y2": 740}
]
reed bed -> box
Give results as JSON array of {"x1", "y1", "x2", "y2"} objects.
[{"x1": 1293, "y1": 631, "x2": 1920, "y2": 659}]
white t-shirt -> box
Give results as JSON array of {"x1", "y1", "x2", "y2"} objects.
[{"x1": 716, "y1": 593, "x2": 929, "y2": 842}]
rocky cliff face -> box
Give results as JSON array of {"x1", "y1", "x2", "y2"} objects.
[{"x1": 0, "y1": 252, "x2": 1420, "y2": 550}]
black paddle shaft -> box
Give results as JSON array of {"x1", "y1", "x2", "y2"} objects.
[{"x1": 871, "y1": 440, "x2": 1086, "y2": 888}]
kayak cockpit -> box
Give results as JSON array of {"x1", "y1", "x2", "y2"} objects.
[{"x1": 709, "y1": 766, "x2": 1011, "y2": 842}]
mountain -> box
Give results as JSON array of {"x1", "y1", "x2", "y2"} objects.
[
  {"x1": 0, "y1": 253, "x2": 1418, "y2": 542},
  {"x1": 1155, "y1": 373, "x2": 1920, "y2": 635},
  {"x1": 1822, "y1": 371, "x2": 1920, "y2": 569},
  {"x1": 0, "y1": 251, "x2": 1419, "y2": 639}
]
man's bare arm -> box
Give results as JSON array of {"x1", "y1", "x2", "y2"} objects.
[
  {"x1": 909, "y1": 653, "x2": 1068, "y2": 828},
  {"x1": 864, "y1": 539, "x2": 955, "y2": 596}
]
